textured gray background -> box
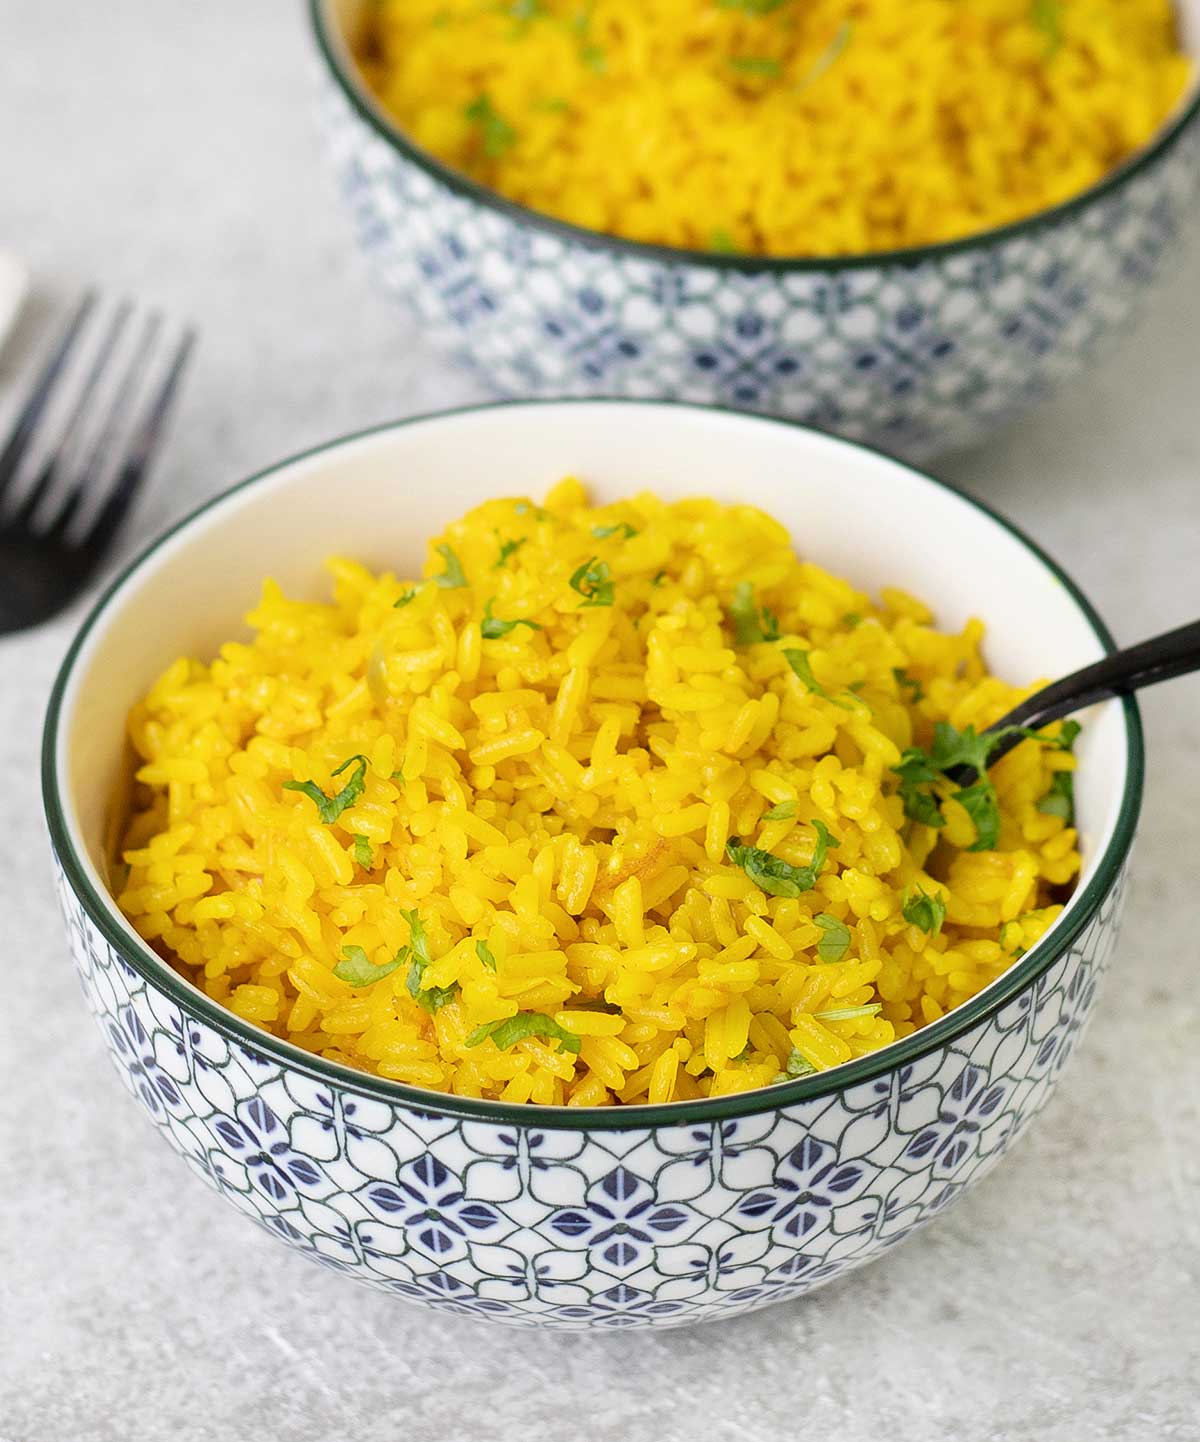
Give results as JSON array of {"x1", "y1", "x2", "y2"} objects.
[{"x1": 2, "y1": 3, "x2": 1199, "y2": 1440}]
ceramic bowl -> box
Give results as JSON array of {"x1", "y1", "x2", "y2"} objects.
[
  {"x1": 43, "y1": 401, "x2": 1141, "y2": 1330},
  {"x1": 309, "y1": 0, "x2": 1200, "y2": 461}
]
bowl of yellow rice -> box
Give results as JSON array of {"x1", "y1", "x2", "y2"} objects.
[
  {"x1": 311, "y1": 0, "x2": 1200, "y2": 458},
  {"x1": 43, "y1": 401, "x2": 1141, "y2": 1328}
]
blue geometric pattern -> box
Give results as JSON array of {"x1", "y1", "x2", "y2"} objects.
[
  {"x1": 54, "y1": 853, "x2": 1128, "y2": 1329},
  {"x1": 320, "y1": 83, "x2": 1200, "y2": 460}
]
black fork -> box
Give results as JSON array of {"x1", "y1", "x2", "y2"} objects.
[{"x1": 0, "y1": 294, "x2": 195, "y2": 635}]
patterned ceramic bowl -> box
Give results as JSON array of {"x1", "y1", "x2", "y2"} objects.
[
  {"x1": 43, "y1": 402, "x2": 1141, "y2": 1330},
  {"x1": 309, "y1": 0, "x2": 1200, "y2": 461}
]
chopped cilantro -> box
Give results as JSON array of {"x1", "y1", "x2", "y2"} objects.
[
  {"x1": 708, "y1": 229, "x2": 738, "y2": 253},
  {"x1": 569, "y1": 556, "x2": 614, "y2": 607},
  {"x1": 726, "y1": 820, "x2": 839, "y2": 897},
  {"x1": 796, "y1": 19, "x2": 853, "y2": 92},
  {"x1": 761, "y1": 800, "x2": 798, "y2": 821},
  {"x1": 813, "y1": 913, "x2": 851, "y2": 963},
  {"x1": 783, "y1": 648, "x2": 854, "y2": 709},
  {"x1": 390, "y1": 768, "x2": 405, "y2": 782},
  {"x1": 729, "y1": 55, "x2": 782, "y2": 78},
  {"x1": 464, "y1": 94, "x2": 517, "y2": 158},
  {"x1": 402, "y1": 908, "x2": 457, "y2": 1013},
  {"x1": 334, "y1": 945, "x2": 403, "y2": 988},
  {"x1": 283, "y1": 754, "x2": 368, "y2": 825},
  {"x1": 732, "y1": 1042, "x2": 753, "y2": 1062},
  {"x1": 514, "y1": 500, "x2": 550, "y2": 520},
  {"x1": 729, "y1": 581, "x2": 780, "y2": 645},
  {"x1": 893, "y1": 667, "x2": 925, "y2": 703},
  {"x1": 954, "y1": 779, "x2": 1001, "y2": 851},
  {"x1": 843, "y1": 612, "x2": 863, "y2": 628},
  {"x1": 782, "y1": 1046, "x2": 817, "y2": 1078},
  {"x1": 813, "y1": 1003, "x2": 882, "y2": 1022},
  {"x1": 475, "y1": 939, "x2": 498, "y2": 972},
  {"x1": 432, "y1": 543, "x2": 468, "y2": 589},
  {"x1": 892, "y1": 720, "x2": 1070, "y2": 849},
  {"x1": 1038, "y1": 770, "x2": 1075, "y2": 822},
  {"x1": 717, "y1": 0, "x2": 791, "y2": 12},
  {"x1": 466, "y1": 1011, "x2": 582, "y2": 1054},
  {"x1": 902, "y1": 886, "x2": 947, "y2": 936},
  {"x1": 352, "y1": 835, "x2": 374, "y2": 869},
  {"x1": 1030, "y1": 0, "x2": 1063, "y2": 55},
  {"x1": 481, "y1": 598, "x2": 543, "y2": 640},
  {"x1": 393, "y1": 587, "x2": 419, "y2": 609},
  {"x1": 495, "y1": 537, "x2": 527, "y2": 568},
  {"x1": 592, "y1": 522, "x2": 638, "y2": 540}
]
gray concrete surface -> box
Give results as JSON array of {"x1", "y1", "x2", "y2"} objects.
[{"x1": 1, "y1": 3, "x2": 1198, "y2": 1439}]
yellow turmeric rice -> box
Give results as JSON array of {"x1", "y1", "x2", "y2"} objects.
[
  {"x1": 356, "y1": 0, "x2": 1193, "y2": 257},
  {"x1": 116, "y1": 481, "x2": 1083, "y2": 1106}
]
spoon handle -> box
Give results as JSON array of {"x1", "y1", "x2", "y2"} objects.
[
  {"x1": 943, "y1": 618, "x2": 1200, "y2": 785},
  {"x1": 995, "y1": 618, "x2": 1200, "y2": 732}
]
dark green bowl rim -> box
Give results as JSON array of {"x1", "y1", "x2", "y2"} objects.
[
  {"x1": 308, "y1": 0, "x2": 1200, "y2": 274},
  {"x1": 42, "y1": 399, "x2": 1144, "y2": 1131}
]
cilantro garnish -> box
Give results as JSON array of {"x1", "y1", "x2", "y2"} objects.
[
  {"x1": 902, "y1": 886, "x2": 947, "y2": 936},
  {"x1": 475, "y1": 939, "x2": 498, "y2": 971},
  {"x1": 726, "y1": 820, "x2": 839, "y2": 897},
  {"x1": 432, "y1": 543, "x2": 468, "y2": 589},
  {"x1": 466, "y1": 1012, "x2": 582, "y2": 1054},
  {"x1": 814, "y1": 1003, "x2": 881, "y2": 1022},
  {"x1": 352, "y1": 835, "x2": 374, "y2": 869},
  {"x1": 708, "y1": 229, "x2": 738, "y2": 253},
  {"x1": 893, "y1": 667, "x2": 925, "y2": 703},
  {"x1": 1037, "y1": 720, "x2": 1080, "y2": 821},
  {"x1": 569, "y1": 557, "x2": 614, "y2": 607},
  {"x1": 761, "y1": 800, "x2": 798, "y2": 821},
  {"x1": 813, "y1": 913, "x2": 851, "y2": 962},
  {"x1": 729, "y1": 581, "x2": 780, "y2": 645},
  {"x1": 464, "y1": 94, "x2": 517, "y2": 158},
  {"x1": 495, "y1": 537, "x2": 527, "y2": 568},
  {"x1": 783, "y1": 649, "x2": 854, "y2": 709},
  {"x1": 283, "y1": 754, "x2": 368, "y2": 825},
  {"x1": 1037, "y1": 771, "x2": 1075, "y2": 823},
  {"x1": 393, "y1": 587, "x2": 419, "y2": 609},
  {"x1": 334, "y1": 945, "x2": 404, "y2": 988},
  {"x1": 1030, "y1": 0, "x2": 1063, "y2": 56},
  {"x1": 717, "y1": 0, "x2": 791, "y2": 13},
  {"x1": 892, "y1": 721, "x2": 1071, "y2": 850},
  {"x1": 796, "y1": 19, "x2": 853, "y2": 92},
  {"x1": 592, "y1": 522, "x2": 638, "y2": 540},
  {"x1": 729, "y1": 55, "x2": 782, "y2": 77},
  {"x1": 402, "y1": 908, "x2": 457, "y2": 1013},
  {"x1": 782, "y1": 1047, "x2": 816, "y2": 1078},
  {"x1": 481, "y1": 599, "x2": 543, "y2": 640},
  {"x1": 514, "y1": 500, "x2": 550, "y2": 520}
]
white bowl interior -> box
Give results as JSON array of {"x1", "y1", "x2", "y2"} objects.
[{"x1": 57, "y1": 402, "x2": 1131, "y2": 990}]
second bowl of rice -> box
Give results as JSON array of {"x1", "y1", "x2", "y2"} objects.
[{"x1": 312, "y1": 0, "x2": 1200, "y2": 458}]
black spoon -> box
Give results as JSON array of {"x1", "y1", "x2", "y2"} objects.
[{"x1": 946, "y1": 618, "x2": 1200, "y2": 786}]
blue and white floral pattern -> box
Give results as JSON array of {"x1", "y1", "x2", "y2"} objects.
[
  {"x1": 319, "y1": 77, "x2": 1200, "y2": 460},
  {"x1": 54, "y1": 853, "x2": 1127, "y2": 1329}
]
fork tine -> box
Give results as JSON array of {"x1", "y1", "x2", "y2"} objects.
[
  {"x1": 74, "y1": 325, "x2": 196, "y2": 557},
  {"x1": 0, "y1": 291, "x2": 96, "y2": 505},
  {"x1": 12, "y1": 300, "x2": 133, "y2": 530},
  {"x1": 43, "y1": 306, "x2": 158, "y2": 540}
]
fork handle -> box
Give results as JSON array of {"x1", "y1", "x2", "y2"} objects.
[{"x1": 994, "y1": 618, "x2": 1200, "y2": 733}]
